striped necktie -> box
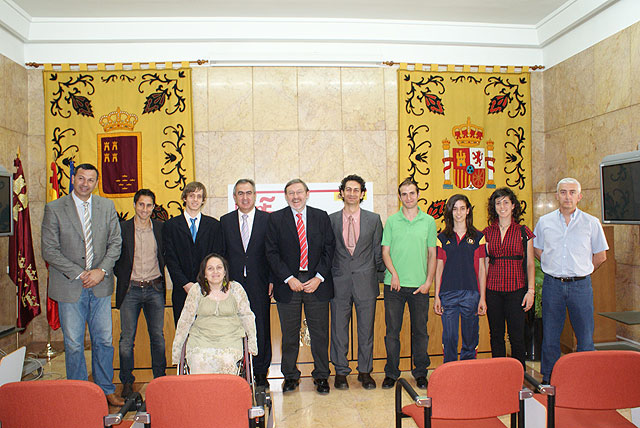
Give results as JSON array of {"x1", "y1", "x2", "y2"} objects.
[
  {"x1": 296, "y1": 213, "x2": 308, "y2": 270},
  {"x1": 82, "y1": 202, "x2": 94, "y2": 270},
  {"x1": 241, "y1": 214, "x2": 249, "y2": 251}
]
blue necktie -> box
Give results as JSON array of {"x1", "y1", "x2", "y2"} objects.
[{"x1": 190, "y1": 218, "x2": 197, "y2": 243}]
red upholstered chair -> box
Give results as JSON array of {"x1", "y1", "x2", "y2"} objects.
[
  {"x1": 542, "y1": 350, "x2": 640, "y2": 428},
  {"x1": 136, "y1": 374, "x2": 265, "y2": 428},
  {"x1": 0, "y1": 379, "x2": 134, "y2": 428},
  {"x1": 396, "y1": 357, "x2": 530, "y2": 428}
]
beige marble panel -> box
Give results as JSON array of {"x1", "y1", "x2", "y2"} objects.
[
  {"x1": 28, "y1": 69, "x2": 44, "y2": 136},
  {"x1": 542, "y1": 128, "x2": 568, "y2": 193},
  {"x1": 204, "y1": 196, "x2": 229, "y2": 221},
  {"x1": 542, "y1": 63, "x2": 565, "y2": 131},
  {"x1": 592, "y1": 106, "x2": 636, "y2": 166},
  {"x1": 0, "y1": 127, "x2": 26, "y2": 175},
  {"x1": 207, "y1": 131, "x2": 255, "y2": 198},
  {"x1": 208, "y1": 67, "x2": 253, "y2": 131},
  {"x1": 563, "y1": 118, "x2": 599, "y2": 191},
  {"x1": 191, "y1": 67, "x2": 208, "y2": 132},
  {"x1": 298, "y1": 130, "x2": 343, "y2": 182},
  {"x1": 578, "y1": 188, "x2": 601, "y2": 218},
  {"x1": 27, "y1": 134, "x2": 46, "y2": 202},
  {"x1": 0, "y1": 56, "x2": 6, "y2": 131},
  {"x1": 386, "y1": 195, "x2": 400, "y2": 224},
  {"x1": 6, "y1": 60, "x2": 28, "y2": 135},
  {"x1": 254, "y1": 131, "x2": 299, "y2": 183},
  {"x1": 563, "y1": 47, "x2": 597, "y2": 126},
  {"x1": 616, "y1": 264, "x2": 640, "y2": 313},
  {"x1": 341, "y1": 68, "x2": 385, "y2": 131},
  {"x1": 613, "y1": 225, "x2": 640, "y2": 266},
  {"x1": 297, "y1": 68, "x2": 341, "y2": 131},
  {"x1": 595, "y1": 30, "x2": 631, "y2": 115},
  {"x1": 343, "y1": 131, "x2": 386, "y2": 196},
  {"x1": 373, "y1": 196, "x2": 387, "y2": 225},
  {"x1": 532, "y1": 192, "x2": 558, "y2": 224},
  {"x1": 530, "y1": 71, "x2": 544, "y2": 133},
  {"x1": 531, "y1": 131, "x2": 545, "y2": 194},
  {"x1": 253, "y1": 67, "x2": 298, "y2": 131},
  {"x1": 385, "y1": 130, "x2": 398, "y2": 197},
  {"x1": 631, "y1": 22, "x2": 640, "y2": 105},
  {"x1": 193, "y1": 131, "x2": 211, "y2": 187},
  {"x1": 383, "y1": 67, "x2": 398, "y2": 131}
]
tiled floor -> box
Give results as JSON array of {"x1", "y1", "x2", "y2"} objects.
[{"x1": 27, "y1": 349, "x2": 633, "y2": 428}]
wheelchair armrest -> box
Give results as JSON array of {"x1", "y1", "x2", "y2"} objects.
[
  {"x1": 134, "y1": 411, "x2": 150, "y2": 424},
  {"x1": 104, "y1": 392, "x2": 143, "y2": 426},
  {"x1": 396, "y1": 378, "x2": 431, "y2": 407}
]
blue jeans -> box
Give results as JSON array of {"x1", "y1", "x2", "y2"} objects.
[
  {"x1": 541, "y1": 274, "x2": 595, "y2": 379},
  {"x1": 118, "y1": 284, "x2": 166, "y2": 384},
  {"x1": 440, "y1": 290, "x2": 479, "y2": 363},
  {"x1": 58, "y1": 288, "x2": 115, "y2": 395},
  {"x1": 383, "y1": 285, "x2": 430, "y2": 379}
]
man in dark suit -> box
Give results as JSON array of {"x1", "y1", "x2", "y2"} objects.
[
  {"x1": 114, "y1": 189, "x2": 166, "y2": 399},
  {"x1": 329, "y1": 175, "x2": 384, "y2": 390},
  {"x1": 266, "y1": 179, "x2": 335, "y2": 394},
  {"x1": 163, "y1": 181, "x2": 224, "y2": 324},
  {"x1": 41, "y1": 163, "x2": 123, "y2": 407},
  {"x1": 221, "y1": 179, "x2": 272, "y2": 387}
]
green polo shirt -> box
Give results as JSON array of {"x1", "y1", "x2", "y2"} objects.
[{"x1": 382, "y1": 208, "x2": 437, "y2": 288}]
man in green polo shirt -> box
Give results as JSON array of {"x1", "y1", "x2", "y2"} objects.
[{"x1": 381, "y1": 177, "x2": 437, "y2": 390}]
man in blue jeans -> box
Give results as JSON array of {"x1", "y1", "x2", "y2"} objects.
[
  {"x1": 533, "y1": 178, "x2": 608, "y2": 384},
  {"x1": 114, "y1": 189, "x2": 166, "y2": 398},
  {"x1": 381, "y1": 178, "x2": 437, "y2": 390}
]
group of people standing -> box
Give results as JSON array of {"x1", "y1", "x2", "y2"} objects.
[{"x1": 41, "y1": 163, "x2": 607, "y2": 406}]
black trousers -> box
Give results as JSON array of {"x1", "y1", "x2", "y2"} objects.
[
  {"x1": 486, "y1": 287, "x2": 527, "y2": 366},
  {"x1": 246, "y1": 292, "x2": 272, "y2": 375},
  {"x1": 276, "y1": 272, "x2": 329, "y2": 380}
]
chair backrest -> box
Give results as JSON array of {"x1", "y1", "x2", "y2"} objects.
[
  {"x1": 145, "y1": 374, "x2": 253, "y2": 428},
  {"x1": 0, "y1": 379, "x2": 108, "y2": 428},
  {"x1": 552, "y1": 350, "x2": 640, "y2": 410},
  {"x1": 428, "y1": 357, "x2": 523, "y2": 419},
  {"x1": 0, "y1": 346, "x2": 26, "y2": 387}
]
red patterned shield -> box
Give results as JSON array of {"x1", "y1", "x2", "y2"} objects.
[{"x1": 97, "y1": 132, "x2": 142, "y2": 197}]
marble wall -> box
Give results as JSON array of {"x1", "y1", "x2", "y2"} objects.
[{"x1": 537, "y1": 21, "x2": 640, "y2": 342}]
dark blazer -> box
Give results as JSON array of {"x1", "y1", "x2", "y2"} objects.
[
  {"x1": 163, "y1": 214, "x2": 224, "y2": 321},
  {"x1": 113, "y1": 218, "x2": 165, "y2": 309},
  {"x1": 265, "y1": 205, "x2": 335, "y2": 303},
  {"x1": 220, "y1": 209, "x2": 271, "y2": 301},
  {"x1": 329, "y1": 209, "x2": 384, "y2": 301}
]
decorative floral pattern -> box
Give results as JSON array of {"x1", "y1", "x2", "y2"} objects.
[
  {"x1": 504, "y1": 127, "x2": 527, "y2": 190},
  {"x1": 404, "y1": 74, "x2": 446, "y2": 116},
  {"x1": 138, "y1": 71, "x2": 187, "y2": 115},
  {"x1": 49, "y1": 73, "x2": 95, "y2": 118},
  {"x1": 484, "y1": 76, "x2": 527, "y2": 118}
]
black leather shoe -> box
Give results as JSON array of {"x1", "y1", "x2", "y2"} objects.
[
  {"x1": 120, "y1": 383, "x2": 133, "y2": 399},
  {"x1": 357, "y1": 372, "x2": 376, "y2": 390},
  {"x1": 314, "y1": 378, "x2": 330, "y2": 394},
  {"x1": 381, "y1": 376, "x2": 396, "y2": 389},
  {"x1": 415, "y1": 376, "x2": 427, "y2": 389},
  {"x1": 254, "y1": 373, "x2": 268, "y2": 387},
  {"x1": 282, "y1": 378, "x2": 299, "y2": 392},
  {"x1": 334, "y1": 374, "x2": 349, "y2": 390}
]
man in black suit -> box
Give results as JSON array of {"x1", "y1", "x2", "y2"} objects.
[
  {"x1": 221, "y1": 179, "x2": 272, "y2": 387},
  {"x1": 163, "y1": 181, "x2": 224, "y2": 324},
  {"x1": 266, "y1": 179, "x2": 335, "y2": 394},
  {"x1": 114, "y1": 189, "x2": 166, "y2": 399}
]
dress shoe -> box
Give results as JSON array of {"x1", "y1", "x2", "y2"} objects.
[
  {"x1": 254, "y1": 373, "x2": 268, "y2": 387},
  {"x1": 415, "y1": 376, "x2": 427, "y2": 390},
  {"x1": 106, "y1": 393, "x2": 125, "y2": 407},
  {"x1": 381, "y1": 376, "x2": 396, "y2": 389},
  {"x1": 282, "y1": 378, "x2": 299, "y2": 392},
  {"x1": 314, "y1": 378, "x2": 330, "y2": 394},
  {"x1": 120, "y1": 383, "x2": 133, "y2": 399},
  {"x1": 334, "y1": 374, "x2": 349, "y2": 390},
  {"x1": 357, "y1": 372, "x2": 376, "y2": 390}
]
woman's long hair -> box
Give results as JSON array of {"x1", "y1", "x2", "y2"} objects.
[
  {"x1": 443, "y1": 194, "x2": 477, "y2": 240},
  {"x1": 197, "y1": 253, "x2": 230, "y2": 296},
  {"x1": 487, "y1": 187, "x2": 523, "y2": 225}
]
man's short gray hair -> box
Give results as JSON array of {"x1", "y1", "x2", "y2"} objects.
[{"x1": 556, "y1": 177, "x2": 581, "y2": 193}]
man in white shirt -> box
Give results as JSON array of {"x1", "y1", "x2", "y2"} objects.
[{"x1": 533, "y1": 177, "x2": 608, "y2": 384}]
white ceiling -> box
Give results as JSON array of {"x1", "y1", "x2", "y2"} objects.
[{"x1": 11, "y1": 0, "x2": 569, "y2": 25}]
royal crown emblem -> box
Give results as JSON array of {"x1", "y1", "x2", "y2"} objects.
[
  {"x1": 99, "y1": 107, "x2": 138, "y2": 132},
  {"x1": 442, "y1": 117, "x2": 496, "y2": 190}
]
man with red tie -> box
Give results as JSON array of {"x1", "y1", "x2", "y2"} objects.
[{"x1": 265, "y1": 179, "x2": 335, "y2": 394}]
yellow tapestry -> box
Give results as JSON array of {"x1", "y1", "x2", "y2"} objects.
[
  {"x1": 43, "y1": 63, "x2": 195, "y2": 220},
  {"x1": 398, "y1": 65, "x2": 533, "y2": 229}
]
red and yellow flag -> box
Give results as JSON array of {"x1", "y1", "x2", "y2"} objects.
[{"x1": 9, "y1": 153, "x2": 41, "y2": 328}]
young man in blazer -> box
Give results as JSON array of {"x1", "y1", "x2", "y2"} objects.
[
  {"x1": 329, "y1": 175, "x2": 384, "y2": 390},
  {"x1": 163, "y1": 181, "x2": 224, "y2": 325},
  {"x1": 265, "y1": 179, "x2": 336, "y2": 394},
  {"x1": 41, "y1": 163, "x2": 123, "y2": 407},
  {"x1": 221, "y1": 179, "x2": 272, "y2": 387},
  {"x1": 114, "y1": 189, "x2": 166, "y2": 399}
]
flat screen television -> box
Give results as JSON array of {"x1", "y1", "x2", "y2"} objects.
[{"x1": 600, "y1": 150, "x2": 640, "y2": 224}]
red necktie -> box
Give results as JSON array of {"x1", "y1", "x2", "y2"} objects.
[{"x1": 296, "y1": 213, "x2": 308, "y2": 270}]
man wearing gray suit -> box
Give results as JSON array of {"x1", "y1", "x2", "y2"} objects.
[
  {"x1": 329, "y1": 175, "x2": 384, "y2": 390},
  {"x1": 42, "y1": 163, "x2": 123, "y2": 407}
]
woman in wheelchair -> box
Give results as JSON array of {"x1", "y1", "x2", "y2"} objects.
[{"x1": 172, "y1": 253, "x2": 258, "y2": 374}]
